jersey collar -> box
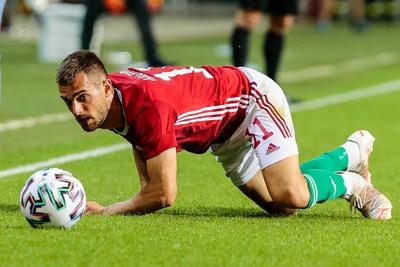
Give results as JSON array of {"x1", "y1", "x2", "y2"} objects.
[{"x1": 113, "y1": 88, "x2": 129, "y2": 136}]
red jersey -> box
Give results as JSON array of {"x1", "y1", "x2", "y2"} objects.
[{"x1": 109, "y1": 66, "x2": 251, "y2": 160}]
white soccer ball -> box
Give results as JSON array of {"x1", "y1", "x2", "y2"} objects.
[{"x1": 20, "y1": 168, "x2": 86, "y2": 229}]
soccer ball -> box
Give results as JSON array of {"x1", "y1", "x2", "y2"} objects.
[{"x1": 20, "y1": 168, "x2": 86, "y2": 229}]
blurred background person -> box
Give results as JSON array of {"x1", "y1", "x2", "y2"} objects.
[
  {"x1": 1, "y1": 0, "x2": 11, "y2": 32},
  {"x1": 81, "y1": 0, "x2": 170, "y2": 67},
  {"x1": 316, "y1": 0, "x2": 368, "y2": 32},
  {"x1": 230, "y1": 0, "x2": 298, "y2": 84}
]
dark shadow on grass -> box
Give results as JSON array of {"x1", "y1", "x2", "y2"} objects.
[
  {"x1": 0, "y1": 203, "x2": 20, "y2": 213},
  {"x1": 159, "y1": 206, "x2": 364, "y2": 221},
  {"x1": 0, "y1": 203, "x2": 364, "y2": 222},
  {"x1": 159, "y1": 206, "x2": 270, "y2": 218},
  {"x1": 295, "y1": 212, "x2": 365, "y2": 221}
]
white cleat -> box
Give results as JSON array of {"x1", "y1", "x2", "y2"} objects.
[
  {"x1": 346, "y1": 130, "x2": 375, "y2": 183},
  {"x1": 349, "y1": 184, "x2": 392, "y2": 220}
]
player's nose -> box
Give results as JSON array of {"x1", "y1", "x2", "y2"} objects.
[{"x1": 71, "y1": 101, "x2": 84, "y2": 116}]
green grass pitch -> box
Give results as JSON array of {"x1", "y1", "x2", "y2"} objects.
[{"x1": 0, "y1": 22, "x2": 399, "y2": 266}]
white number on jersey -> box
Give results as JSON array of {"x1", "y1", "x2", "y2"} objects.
[{"x1": 154, "y1": 67, "x2": 213, "y2": 81}]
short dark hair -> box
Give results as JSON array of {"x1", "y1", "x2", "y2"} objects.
[{"x1": 56, "y1": 50, "x2": 107, "y2": 87}]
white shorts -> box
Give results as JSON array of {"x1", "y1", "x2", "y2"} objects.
[{"x1": 210, "y1": 67, "x2": 298, "y2": 186}]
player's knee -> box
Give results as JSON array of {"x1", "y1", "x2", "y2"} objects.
[
  {"x1": 269, "y1": 15, "x2": 294, "y2": 34},
  {"x1": 273, "y1": 187, "x2": 309, "y2": 208},
  {"x1": 235, "y1": 10, "x2": 262, "y2": 30},
  {"x1": 280, "y1": 208, "x2": 298, "y2": 216},
  {"x1": 289, "y1": 191, "x2": 309, "y2": 208},
  {"x1": 268, "y1": 207, "x2": 299, "y2": 217}
]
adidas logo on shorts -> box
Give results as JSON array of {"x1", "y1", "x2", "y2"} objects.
[{"x1": 266, "y1": 143, "x2": 280, "y2": 155}]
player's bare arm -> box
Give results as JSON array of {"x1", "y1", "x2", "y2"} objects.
[
  {"x1": 85, "y1": 148, "x2": 150, "y2": 215},
  {"x1": 133, "y1": 147, "x2": 151, "y2": 189},
  {"x1": 88, "y1": 148, "x2": 178, "y2": 216}
]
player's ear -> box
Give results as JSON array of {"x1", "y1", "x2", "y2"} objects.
[{"x1": 103, "y1": 79, "x2": 114, "y2": 97}]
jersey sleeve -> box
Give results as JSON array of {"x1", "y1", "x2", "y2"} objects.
[{"x1": 134, "y1": 101, "x2": 178, "y2": 160}]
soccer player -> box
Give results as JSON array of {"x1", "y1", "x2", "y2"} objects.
[
  {"x1": 231, "y1": 0, "x2": 297, "y2": 82},
  {"x1": 316, "y1": 0, "x2": 368, "y2": 33},
  {"x1": 81, "y1": 0, "x2": 169, "y2": 67},
  {"x1": 56, "y1": 50, "x2": 392, "y2": 220}
]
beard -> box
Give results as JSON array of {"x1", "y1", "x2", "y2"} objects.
[
  {"x1": 77, "y1": 117, "x2": 97, "y2": 132},
  {"x1": 77, "y1": 113, "x2": 106, "y2": 132}
]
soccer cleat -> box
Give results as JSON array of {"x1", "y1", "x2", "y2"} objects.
[
  {"x1": 349, "y1": 184, "x2": 392, "y2": 220},
  {"x1": 346, "y1": 130, "x2": 375, "y2": 183}
]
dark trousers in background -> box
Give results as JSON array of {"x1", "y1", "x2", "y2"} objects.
[{"x1": 81, "y1": 0, "x2": 160, "y2": 64}]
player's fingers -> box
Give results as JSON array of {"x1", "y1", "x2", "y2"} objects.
[{"x1": 85, "y1": 201, "x2": 103, "y2": 215}]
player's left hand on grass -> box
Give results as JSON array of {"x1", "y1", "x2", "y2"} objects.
[{"x1": 85, "y1": 201, "x2": 106, "y2": 215}]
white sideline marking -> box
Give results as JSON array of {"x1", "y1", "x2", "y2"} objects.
[
  {"x1": 0, "y1": 143, "x2": 130, "y2": 179},
  {"x1": 0, "y1": 80, "x2": 399, "y2": 180},
  {"x1": 0, "y1": 112, "x2": 71, "y2": 133},
  {"x1": 290, "y1": 79, "x2": 400, "y2": 112},
  {"x1": 281, "y1": 53, "x2": 399, "y2": 83}
]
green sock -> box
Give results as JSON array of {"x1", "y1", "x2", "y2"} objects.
[
  {"x1": 300, "y1": 147, "x2": 348, "y2": 173},
  {"x1": 303, "y1": 169, "x2": 347, "y2": 208}
]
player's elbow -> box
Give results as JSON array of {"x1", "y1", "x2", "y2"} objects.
[
  {"x1": 160, "y1": 187, "x2": 176, "y2": 208},
  {"x1": 151, "y1": 182, "x2": 176, "y2": 209}
]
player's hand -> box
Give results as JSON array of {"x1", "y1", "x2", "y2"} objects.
[{"x1": 85, "y1": 201, "x2": 106, "y2": 215}]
